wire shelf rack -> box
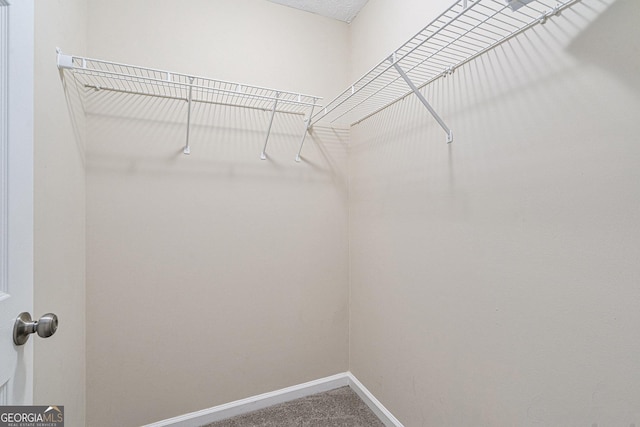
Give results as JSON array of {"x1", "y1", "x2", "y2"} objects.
[
  {"x1": 311, "y1": 0, "x2": 580, "y2": 136},
  {"x1": 58, "y1": 53, "x2": 321, "y2": 115},
  {"x1": 57, "y1": 51, "x2": 322, "y2": 159}
]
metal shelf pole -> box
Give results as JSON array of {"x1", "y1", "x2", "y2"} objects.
[
  {"x1": 295, "y1": 102, "x2": 316, "y2": 162},
  {"x1": 390, "y1": 57, "x2": 453, "y2": 143},
  {"x1": 184, "y1": 77, "x2": 194, "y2": 154},
  {"x1": 260, "y1": 92, "x2": 279, "y2": 160}
]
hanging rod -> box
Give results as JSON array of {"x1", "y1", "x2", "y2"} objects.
[
  {"x1": 57, "y1": 50, "x2": 322, "y2": 159},
  {"x1": 80, "y1": 84, "x2": 307, "y2": 116},
  {"x1": 311, "y1": 0, "x2": 580, "y2": 141}
]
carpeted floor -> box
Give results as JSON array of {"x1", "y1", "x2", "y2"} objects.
[{"x1": 202, "y1": 386, "x2": 385, "y2": 427}]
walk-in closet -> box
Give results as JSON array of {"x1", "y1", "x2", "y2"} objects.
[{"x1": 2, "y1": 0, "x2": 638, "y2": 425}]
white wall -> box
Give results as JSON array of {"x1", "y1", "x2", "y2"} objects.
[
  {"x1": 84, "y1": 1, "x2": 350, "y2": 426},
  {"x1": 34, "y1": 0, "x2": 87, "y2": 426},
  {"x1": 349, "y1": 0, "x2": 453, "y2": 80},
  {"x1": 87, "y1": 0, "x2": 347, "y2": 98},
  {"x1": 348, "y1": 0, "x2": 640, "y2": 425}
]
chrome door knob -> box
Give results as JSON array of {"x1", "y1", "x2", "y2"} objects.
[{"x1": 13, "y1": 312, "x2": 59, "y2": 346}]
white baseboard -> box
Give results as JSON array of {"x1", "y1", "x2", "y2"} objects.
[
  {"x1": 345, "y1": 372, "x2": 404, "y2": 427},
  {"x1": 143, "y1": 371, "x2": 403, "y2": 427}
]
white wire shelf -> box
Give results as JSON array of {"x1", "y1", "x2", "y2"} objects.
[
  {"x1": 311, "y1": 0, "x2": 580, "y2": 139},
  {"x1": 57, "y1": 50, "x2": 322, "y2": 159}
]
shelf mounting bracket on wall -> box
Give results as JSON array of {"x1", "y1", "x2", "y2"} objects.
[
  {"x1": 296, "y1": 101, "x2": 316, "y2": 162},
  {"x1": 389, "y1": 54, "x2": 453, "y2": 143},
  {"x1": 261, "y1": 92, "x2": 280, "y2": 160},
  {"x1": 184, "y1": 77, "x2": 194, "y2": 155}
]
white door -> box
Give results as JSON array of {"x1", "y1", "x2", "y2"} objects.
[{"x1": 0, "y1": 0, "x2": 34, "y2": 405}]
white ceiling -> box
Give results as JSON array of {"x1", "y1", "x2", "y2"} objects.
[{"x1": 265, "y1": 0, "x2": 370, "y2": 23}]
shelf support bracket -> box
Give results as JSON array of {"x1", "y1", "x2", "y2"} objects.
[
  {"x1": 184, "y1": 77, "x2": 194, "y2": 155},
  {"x1": 261, "y1": 93, "x2": 280, "y2": 160},
  {"x1": 56, "y1": 48, "x2": 74, "y2": 69},
  {"x1": 389, "y1": 57, "x2": 453, "y2": 143},
  {"x1": 295, "y1": 101, "x2": 316, "y2": 163}
]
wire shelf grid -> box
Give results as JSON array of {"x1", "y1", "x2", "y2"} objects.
[
  {"x1": 312, "y1": 0, "x2": 579, "y2": 127},
  {"x1": 60, "y1": 54, "x2": 321, "y2": 116},
  {"x1": 57, "y1": 51, "x2": 323, "y2": 159}
]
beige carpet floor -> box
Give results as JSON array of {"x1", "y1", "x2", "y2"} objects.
[{"x1": 202, "y1": 386, "x2": 385, "y2": 427}]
